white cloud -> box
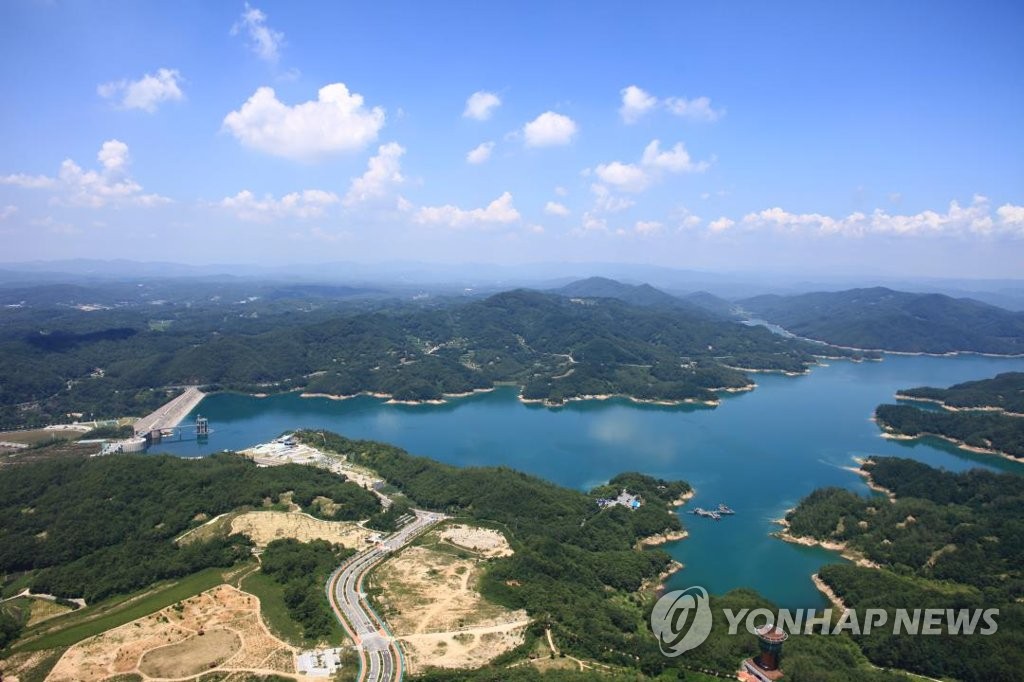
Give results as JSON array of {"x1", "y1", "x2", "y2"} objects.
[
  {"x1": 591, "y1": 184, "x2": 635, "y2": 212},
  {"x1": 523, "y1": 112, "x2": 578, "y2": 147},
  {"x1": 463, "y1": 91, "x2": 501, "y2": 120},
  {"x1": 8, "y1": 140, "x2": 171, "y2": 208},
  {"x1": 231, "y1": 3, "x2": 284, "y2": 62},
  {"x1": 526, "y1": 223, "x2": 545, "y2": 234},
  {"x1": 414, "y1": 192, "x2": 520, "y2": 229},
  {"x1": 580, "y1": 212, "x2": 607, "y2": 233},
  {"x1": 594, "y1": 162, "x2": 650, "y2": 192},
  {"x1": 466, "y1": 141, "x2": 495, "y2": 164},
  {"x1": 223, "y1": 83, "x2": 385, "y2": 161},
  {"x1": 591, "y1": 139, "x2": 709, "y2": 195},
  {"x1": 665, "y1": 96, "x2": 724, "y2": 122},
  {"x1": 675, "y1": 208, "x2": 702, "y2": 230},
  {"x1": 633, "y1": 220, "x2": 663, "y2": 235},
  {"x1": 997, "y1": 203, "x2": 1024, "y2": 226},
  {"x1": 641, "y1": 140, "x2": 709, "y2": 173},
  {"x1": 0, "y1": 174, "x2": 55, "y2": 189},
  {"x1": 620, "y1": 85, "x2": 658, "y2": 124},
  {"x1": 708, "y1": 217, "x2": 735, "y2": 232},
  {"x1": 554, "y1": 185, "x2": 568, "y2": 197},
  {"x1": 344, "y1": 142, "x2": 405, "y2": 206},
  {"x1": 98, "y1": 140, "x2": 129, "y2": 172},
  {"x1": 735, "y1": 196, "x2": 1024, "y2": 237},
  {"x1": 98, "y1": 68, "x2": 183, "y2": 112},
  {"x1": 221, "y1": 189, "x2": 339, "y2": 221},
  {"x1": 544, "y1": 201, "x2": 570, "y2": 216},
  {"x1": 0, "y1": 205, "x2": 16, "y2": 220},
  {"x1": 617, "y1": 86, "x2": 724, "y2": 124}
]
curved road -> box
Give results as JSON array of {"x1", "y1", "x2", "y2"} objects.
[{"x1": 328, "y1": 510, "x2": 446, "y2": 682}]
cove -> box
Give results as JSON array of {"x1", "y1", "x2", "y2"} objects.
[{"x1": 156, "y1": 354, "x2": 1024, "y2": 609}]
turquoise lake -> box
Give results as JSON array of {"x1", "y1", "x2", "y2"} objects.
[{"x1": 157, "y1": 354, "x2": 1024, "y2": 610}]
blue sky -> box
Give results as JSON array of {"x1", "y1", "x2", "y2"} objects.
[{"x1": 1, "y1": 1, "x2": 1022, "y2": 276}]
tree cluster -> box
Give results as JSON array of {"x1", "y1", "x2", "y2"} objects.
[
  {"x1": 0, "y1": 453, "x2": 378, "y2": 601},
  {"x1": 786, "y1": 456, "x2": 1024, "y2": 680}
]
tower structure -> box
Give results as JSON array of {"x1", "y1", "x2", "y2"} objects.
[{"x1": 740, "y1": 624, "x2": 788, "y2": 681}]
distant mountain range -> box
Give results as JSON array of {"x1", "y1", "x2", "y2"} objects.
[
  {"x1": 548, "y1": 276, "x2": 736, "y2": 317},
  {"x1": 740, "y1": 287, "x2": 1024, "y2": 354}
]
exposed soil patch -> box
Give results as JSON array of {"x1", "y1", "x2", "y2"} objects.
[
  {"x1": 373, "y1": 536, "x2": 529, "y2": 673},
  {"x1": 46, "y1": 584, "x2": 297, "y2": 681},
  {"x1": 229, "y1": 510, "x2": 373, "y2": 549},
  {"x1": 437, "y1": 524, "x2": 513, "y2": 558},
  {"x1": 138, "y1": 628, "x2": 240, "y2": 677}
]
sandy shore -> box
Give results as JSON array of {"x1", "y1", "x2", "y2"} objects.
[
  {"x1": 721, "y1": 365, "x2": 810, "y2": 377},
  {"x1": 843, "y1": 458, "x2": 895, "y2": 501},
  {"x1": 811, "y1": 573, "x2": 847, "y2": 610},
  {"x1": 299, "y1": 387, "x2": 495, "y2": 405},
  {"x1": 518, "y1": 392, "x2": 720, "y2": 408},
  {"x1": 879, "y1": 429, "x2": 1021, "y2": 462},
  {"x1": 638, "y1": 529, "x2": 689, "y2": 547},
  {"x1": 672, "y1": 489, "x2": 696, "y2": 507},
  {"x1": 772, "y1": 519, "x2": 880, "y2": 569},
  {"x1": 894, "y1": 393, "x2": 1024, "y2": 418},
  {"x1": 643, "y1": 560, "x2": 685, "y2": 595}
]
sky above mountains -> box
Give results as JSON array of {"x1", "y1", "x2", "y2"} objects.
[{"x1": 1, "y1": 1, "x2": 1022, "y2": 276}]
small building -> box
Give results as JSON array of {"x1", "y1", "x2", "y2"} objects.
[
  {"x1": 296, "y1": 648, "x2": 343, "y2": 676},
  {"x1": 596, "y1": 489, "x2": 643, "y2": 510}
]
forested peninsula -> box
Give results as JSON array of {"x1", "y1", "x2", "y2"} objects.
[
  {"x1": 876, "y1": 372, "x2": 1024, "y2": 460},
  {"x1": 784, "y1": 456, "x2": 1024, "y2": 681}
]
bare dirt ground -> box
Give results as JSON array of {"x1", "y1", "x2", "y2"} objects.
[
  {"x1": 400, "y1": 622, "x2": 529, "y2": 672},
  {"x1": 138, "y1": 628, "x2": 240, "y2": 677},
  {"x1": 373, "y1": 532, "x2": 529, "y2": 674},
  {"x1": 46, "y1": 584, "x2": 304, "y2": 681},
  {"x1": 228, "y1": 510, "x2": 374, "y2": 549},
  {"x1": 437, "y1": 524, "x2": 514, "y2": 558}
]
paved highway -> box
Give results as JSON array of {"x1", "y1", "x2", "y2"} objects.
[{"x1": 328, "y1": 510, "x2": 446, "y2": 682}]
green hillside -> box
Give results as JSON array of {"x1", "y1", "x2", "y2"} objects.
[{"x1": 741, "y1": 287, "x2": 1024, "y2": 353}]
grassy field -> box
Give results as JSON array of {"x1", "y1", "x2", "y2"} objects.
[
  {"x1": 12, "y1": 565, "x2": 238, "y2": 652},
  {"x1": 0, "y1": 429, "x2": 76, "y2": 446},
  {"x1": 239, "y1": 570, "x2": 347, "y2": 648}
]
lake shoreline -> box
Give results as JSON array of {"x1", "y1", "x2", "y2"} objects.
[
  {"x1": 893, "y1": 393, "x2": 1024, "y2": 418},
  {"x1": 878, "y1": 428, "x2": 1022, "y2": 463},
  {"x1": 844, "y1": 457, "x2": 896, "y2": 501},
  {"x1": 811, "y1": 573, "x2": 847, "y2": 610},
  {"x1": 772, "y1": 518, "x2": 881, "y2": 569}
]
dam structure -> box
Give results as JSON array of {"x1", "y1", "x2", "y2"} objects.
[{"x1": 134, "y1": 386, "x2": 208, "y2": 444}]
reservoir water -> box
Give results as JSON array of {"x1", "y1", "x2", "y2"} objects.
[{"x1": 157, "y1": 354, "x2": 1024, "y2": 609}]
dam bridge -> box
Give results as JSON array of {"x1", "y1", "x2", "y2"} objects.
[{"x1": 133, "y1": 386, "x2": 211, "y2": 444}]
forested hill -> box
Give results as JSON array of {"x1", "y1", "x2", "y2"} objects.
[
  {"x1": 785, "y1": 457, "x2": 1024, "y2": 681},
  {"x1": 549, "y1": 276, "x2": 697, "y2": 310},
  {"x1": 1, "y1": 285, "x2": 873, "y2": 428},
  {"x1": 876, "y1": 373, "x2": 1024, "y2": 460},
  {"x1": 898, "y1": 371, "x2": 1024, "y2": 413},
  {"x1": 740, "y1": 287, "x2": 1024, "y2": 354}
]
